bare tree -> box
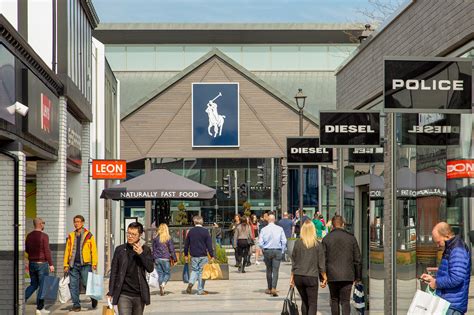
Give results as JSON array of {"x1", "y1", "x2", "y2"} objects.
[{"x1": 357, "y1": 0, "x2": 406, "y2": 28}]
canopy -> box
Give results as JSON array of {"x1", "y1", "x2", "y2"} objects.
[{"x1": 100, "y1": 169, "x2": 216, "y2": 200}]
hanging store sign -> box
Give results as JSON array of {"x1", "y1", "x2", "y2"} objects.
[
  {"x1": 349, "y1": 147, "x2": 384, "y2": 163},
  {"x1": 384, "y1": 58, "x2": 472, "y2": 112},
  {"x1": 287, "y1": 137, "x2": 333, "y2": 165},
  {"x1": 92, "y1": 160, "x2": 127, "y2": 179},
  {"x1": 67, "y1": 112, "x2": 82, "y2": 167},
  {"x1": 399, "y1": 113, "x2": 460, "y2": 146},
  {"x1": 192, "y1": 83, "x2": 239, "y2": 147},
  {"x1": 447, "y1": 160, "x2": 474, "y2": 179},
  {"x1": 319, "y1": 111, "x2": 380, "y2": 147}
]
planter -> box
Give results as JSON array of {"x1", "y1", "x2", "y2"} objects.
[{"x1": 169, "y1": 263, "x2": 230, "y2": 281}]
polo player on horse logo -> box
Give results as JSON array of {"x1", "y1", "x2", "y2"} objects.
[{"x1": 205, "y1": 92, "x2": 226, "y2": 138}]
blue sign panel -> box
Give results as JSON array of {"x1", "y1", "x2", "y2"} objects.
[{"x1": 192, "y1": 83, "x2": 239, "y2": 147}]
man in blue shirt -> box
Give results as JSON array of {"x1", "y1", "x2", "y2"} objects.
[
  {"x1": 259, "y1": 214, "x2": 287, "y2": 297},
  {"x1": 277, "y1": 212, "x2": 294, "y2": 262}
]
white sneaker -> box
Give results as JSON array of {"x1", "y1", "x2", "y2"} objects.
[
  {"x1": 255, "y1": 260, "x2": 261, "y2": 265},
  {"x1": 36, "y1": 309, "x2": 50, "y2": 315}
]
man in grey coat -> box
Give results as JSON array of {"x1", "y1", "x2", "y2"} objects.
[{"x1": 322, "y1": 215, "x2": 362, "y2": 315}]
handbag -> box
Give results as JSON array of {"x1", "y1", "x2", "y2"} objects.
[
  {"x1": 281, "y1": 286, "x2": 299, "y2": 315},
  {"x1": 202, "y1": 262, "x2": 224, "y2": 280},
  {"x1": 86, "y1": 272, "x2": 104, "y2": 301},
  {"x1": 58, "y1": 275, "x2": 71, "y2": 303},
  {"x1": 407, "y1": 287, "x2": 451, "y2": 314},
  {"x1": 351, "y1": 283, "x2": 365, "y2": 314},
  {"x1": 182, "y1": 263, "x2": 190, "y2": 283},
  {"x1": 39, "y1": 275, "x2": 60, "y2": 301}
]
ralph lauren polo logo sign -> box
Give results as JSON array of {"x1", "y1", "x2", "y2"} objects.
[{"x1": 192, "y1": 83, "x2": 239, "y2": 147}]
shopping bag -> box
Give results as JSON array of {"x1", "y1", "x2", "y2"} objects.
[
  {"x1": 407, "y1": 289, "x2": 450, "y2": 314},
  {"x1": 39, "y1": 275, "x2": 59, "y2": 301},
  {"x1": 182, "y1": 263, "x2": 190, "y2": 283},
  {"x1": 86, "y1": 272, "x2": 103, "y2": 301},
  {"x1": 202, "y1": 262, "x2": 223, "y2": 280},
  {"x1": 351, "y1": 283, "x2": 365, "y2": 314},
  {"x1": 147, "y1": 269, "x2": 160, "y2": 289},
  {"x1": 58, "y1": 275, "x2": 71, "y2": 303},
  {"x1": 281, "y1": 286, "x2": 299, "y2": 315},
  {"x1": 102, "y1": 297, "x2": 115, "y2": 315}
]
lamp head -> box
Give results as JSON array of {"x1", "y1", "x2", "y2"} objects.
[{"x1": 294, "y1": 88, "x2": 307, "y2": 110}]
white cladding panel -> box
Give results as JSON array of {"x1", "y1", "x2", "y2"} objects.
[{"x1": 27, "y1": 0, "x2": 53, "y2": 69}]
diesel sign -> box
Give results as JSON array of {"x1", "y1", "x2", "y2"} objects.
[
  {"x1": 407, "y1": 125, "x2": 460, "y2": 134},
  {"x1": 384, "y1": 58, "x2": 472, "y2": 112},
  {"x1": 400, "y1": 113, "x2": 460, "y2": 146},
  {"x1": 320, "y1": 112, "x2": 380, "y2": 147},
  {"x1": 287, "y1": 137, "x2": 333, "y2": 165}
]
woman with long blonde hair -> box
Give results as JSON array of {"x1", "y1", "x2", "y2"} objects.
[
  {"x1": 290, "y1": 221, "x2": 327, "y2": 315},
  {"x1": 152, "y1": 223, "x2": 177, "y2": 296}
]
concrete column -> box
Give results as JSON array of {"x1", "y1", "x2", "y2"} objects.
[
  {"x1": 37, "y1": 96, "x2": 67, "y2": 271},
  {"x1": 0, "y1": 150, "x2": 26, "y2": 314}
]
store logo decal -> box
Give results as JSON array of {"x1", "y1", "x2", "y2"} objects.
[
  {"x1": 392, "y1": 79, "x2": 464, "y2": 91},
  {"x1": 290, "y1": 147, "x2": 329, "y2": 154},
  {"x1": 324, "y1": 125, "x2": 376, "y2": 133},
  {"x1": 205, "y1": 92, "x2": 226, "y2": 138},
  {"x1": 41, "y1": 93, "x2": 51, "y2": 133}
]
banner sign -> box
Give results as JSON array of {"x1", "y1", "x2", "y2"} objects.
[
  {"x1": 192, "y1": 83, "x2": 239, "y2": 147},
  {"x1": 349, "y1": 147, "x2": 384, "y2": 163},
  {"x1": 26, "y1": 71, "x2": 60, "y2": 149},
  {"x1": 319, "y1": 112, "x2": 380, "y2": 147},
  {"x1": 92, "y1": 160, "x2": 127, "y2": 179},
  {"x1": 384, "y1": 58, "x2": 472, "y2": 112},
  {"x1": 399, "y1": 113, "x2": 460, "y2": 146},
  {"x1": 67, "y1": 112, "x2": 82, "y2": 167},
  {"x1": 287, "y1": 137, "x2": 333, "y2": 165},
  {"x1": 447, "y1": 160, "x2": 474, "y2": 179}
]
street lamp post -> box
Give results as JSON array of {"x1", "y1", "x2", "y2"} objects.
[{"x1": 295, "y1": 89, "x2": 307, "y2": 217}]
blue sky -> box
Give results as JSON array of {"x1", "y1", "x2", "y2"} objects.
[{"x1": 92, "y1": 0, "x2": 370, "y2": 23}]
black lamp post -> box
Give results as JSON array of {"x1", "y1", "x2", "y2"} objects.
[{"x1": 294, "y1": 88, "x2": 307, "y2": 217}]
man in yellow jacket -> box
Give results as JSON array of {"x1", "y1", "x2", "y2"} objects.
[{"x1": 63, "y1": 215, "x2": 98, "y2": 312}]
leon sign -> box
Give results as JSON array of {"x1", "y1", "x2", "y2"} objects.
[
  {"x1": 447, "y1": 160, "x2": 474, "y2": 179},
  {"x1": 92, "y1": 160, "x2": 127, "y2": 179}
]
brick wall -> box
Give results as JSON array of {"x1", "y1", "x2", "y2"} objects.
[
  {"x1": 81, "y1": 122, "x2": 91, "y2": 223},
  {"x1": 336, "y1": 0, "x2": 474, "y2": 109}
]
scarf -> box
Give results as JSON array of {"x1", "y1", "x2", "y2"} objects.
[{"x1": 69, "y1": 228, "x2": 85, "y2": 266}]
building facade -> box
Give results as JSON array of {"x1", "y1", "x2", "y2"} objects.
[{"x1": 335, "y1": 1, "x2": 473, "y2": 314}]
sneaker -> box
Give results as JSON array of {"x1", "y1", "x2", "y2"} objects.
[
  {"x1": 255, "y1": 260, "x2": 261, "y2": 265},
  {"x1": 265, "y1": 289, "x2": 272, "y2": 295},
  {"x1": 186, "y1": 283, "x2": 193, "y2": 294},
  {"x1": 160, "y1": 285, "x2": 164, "y2": 296},
  {"x1": 91, "y1": 298, "x2": 98, "y2": 309},
  {"x1": 36, "y1": 310, "x2": 50, "y2": 315},
  {"x1": 196, "y1": 291, "x2": 209, "y2": 295}
]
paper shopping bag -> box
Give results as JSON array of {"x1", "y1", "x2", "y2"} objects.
[
  {"x1": 202, "y1": 262, "x2": 223, "y2": 280},
  {"x1": 39, "y1": 275, "x2": 59, "y2": 301}
]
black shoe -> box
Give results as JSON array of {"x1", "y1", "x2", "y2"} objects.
[
  {"x1": 91, "y1": 298, "x2": 98, "y2": 309},
  {"x1": 71, "y1": 306, "x2": 81, "y2": 312},
  {"x1": 234, "y1": 264, "x2": 240, "y2": 268},
  {"x1": 241, "y1": 269, "x2": 246, "y2": 273},
  {"x1": 186, "y1": 283, "x2": 193, "y2": 294}
]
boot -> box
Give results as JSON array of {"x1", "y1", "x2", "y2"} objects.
[
  {"x1": 240, "y1": 257, "x2": 246, "y2": 273},
  {"x1": 238, "y1": 256, "x2": 244, "y2": 273}
]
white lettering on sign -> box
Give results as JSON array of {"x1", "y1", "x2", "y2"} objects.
[
  {"x1": 96, "y1": 163, "x2": 123, "y2": 174},
  {"x1": 447, "y1": 162, "x2": 474, "y2": 174},
  {"x1": 324, "y1": 125, "x2": 376, "y2": 133},
  {"x1": 290, "y1": 147, "x2": 329, "y2": 154},
  {"x1": 353, "y1": 147, "x2": 384, "y2": 154},
  {"x1": 392, "y1": 79, "x2": 464, "y2": 91},
  {"x1": 407, "y1": 125, "x2": 460, "y2": 134}
]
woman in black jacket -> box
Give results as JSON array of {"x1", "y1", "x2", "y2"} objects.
[
  {"x1": 107, "y1": 222, "x2": 154, "y2": 315},
  {"x1": 290, "y1": 221, "x2": 327, "y2": 315},
  {"x1": 233, "y1": 216, "x2": 252, "y2": 273}
]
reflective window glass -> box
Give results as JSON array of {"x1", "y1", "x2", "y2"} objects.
[
  {"x1": 271, "y1": 46, "x2": 299, "y2": 70},
  {"x1": 105, "y1": 46, "x2": 126, "y2": 71},
  {"x1": 184, "y1": 46, "x2": 212, "y2": 67},
  {"x1": 299, "y1": 46, "x2": 329, "y2": 70},
  {"x1": 126, "y1": 46, "x2": 156, "y2": 70},
  {"x1": 242, "y1": 46, "x2": 270, "y2": 70},
  {"x1": 156, "y1": 46, "x2": 184, "y2": 70}
]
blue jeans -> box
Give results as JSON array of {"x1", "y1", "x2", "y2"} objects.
[
  {"x1": 69, "y1": 264, "x2": 93, "y2": 308},
  {"x1": 155, "y1": 259, "x2": 171, "y2": 286},
  {"x1": 25, "y1": 262, "x2": 49, "y2": 310},
  {"x1": 189, "y1": 257, "x2": 208, "y2": 294},
  {"x1": 263, "y1": 249, "x2": 282, "y2": 289},
  {"x1": 447, "y1": 308, "x2": 463, "y2": 315}
]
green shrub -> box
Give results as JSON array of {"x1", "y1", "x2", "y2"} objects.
[{"x1": 215, "y1": 245, "x2": 228, "y2": 264}]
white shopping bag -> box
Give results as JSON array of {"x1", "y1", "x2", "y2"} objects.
[
  {"x1": 147, "y1": 269, "x2": 160, "y2": 289},
  {"x1": 58, "y1": 275, "x2": 71, "y2": 303},
  {"x1": 407, "y1": 289, "x2": 450, "y2": 315},
  {"x1": 85, "y1": 272, "x2": 103, "y2": 301}
]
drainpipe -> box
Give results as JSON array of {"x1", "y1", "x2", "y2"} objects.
[{"x1": 0, "y1": 149, "x2": 19, "y2": 315}]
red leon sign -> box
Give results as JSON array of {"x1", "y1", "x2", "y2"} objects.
[
  {"x1": 92, "y1": 160, "x2": 127, "y2": 179},
  {"x1": 41, "y1": 93, "x2": 51, "y2": 133},
  {"x1": 447, "y1": 160, "x2": 474, "y2": 179}
]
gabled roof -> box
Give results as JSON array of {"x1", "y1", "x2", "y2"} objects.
[{"x1": 122, "y1": 48, "x2": 320, "y2": 127}]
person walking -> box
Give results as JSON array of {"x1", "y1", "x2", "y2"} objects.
[
  {"x1": 290, "y1": 221, "x2": 327, "y2": 315},
  {"x1": 230, "y1": 215, "x2": 241, "y2": 268},
  {"x1": 312, "y1": 214, "x2": 325, "y2": 240},
  {"x1": 322, "y1": 215, "x2": 361, "y2": 315},
  {"x1": 108, "y1": 222, "x2": 154, "y2": 315},
  {"x1": 25, "y1": 218, "x2": 54, "y2": 315},
  {"x1": 250, "y1": 214, "x2": 261, "y2": 265},
  {"x1": 421, "y1": 222, "x2": 471, "y2": 315},
  {"x1": 278, "y1": 212, "x2": 294, "y2": 261},
  {"x1": 63, "y1": 215, "x2": 98, "y2": 312},
  {"x1": 152, "y1": 223, "x2": 177, "y2": 296},
  {"x1": 213, "y1": 223, "x2": 222, "y2": 246},
  {"x1": 258, "y1": 214, "x2": 287, "y2": 297},
  {"x1": 184, "y1": 216, "x2": 215, "y2": 295},
  {"x1": 233, "y1": 216, "x2": 252, "y2": 273}
]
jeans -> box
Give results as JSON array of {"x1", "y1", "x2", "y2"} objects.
[
  {"x1": 263, "y1": 249, "x2": 282, "y2": 289},
  {"x1": 446, "y1": 308, "x2": 464, "y2": 315},
  {"x1": 25, "y1": 262, "x2": 49, "y2": 310},
  {"x1": 328, "y1": 281, "x2": 352, "y2": 315},
  {"x1": 155, "y1": 259, "x2": 171, "y2": 286},
  {"x1": 294, "y1": 275, "x2": 319, "y2": 315},
  {"x1": 118, "y1": 294, "x2": 145, "y2": 315},
  {"x1": 69, "y1": 264, "x2": 93, "y2": 308},
  {"x1": 189, "y1": 256, "x2": 208, "y2": 294}
]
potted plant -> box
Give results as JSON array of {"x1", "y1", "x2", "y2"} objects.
[
  {"x1": 174, "y1": 202, "x2": 188, "y2": 225},
  {"x1": 243, "y1": 201, "x2": 252, "y2": 217}
]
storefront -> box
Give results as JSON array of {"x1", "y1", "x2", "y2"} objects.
[{"x1": 335, "y1": 1, "x2": 473, "y2": 313}]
